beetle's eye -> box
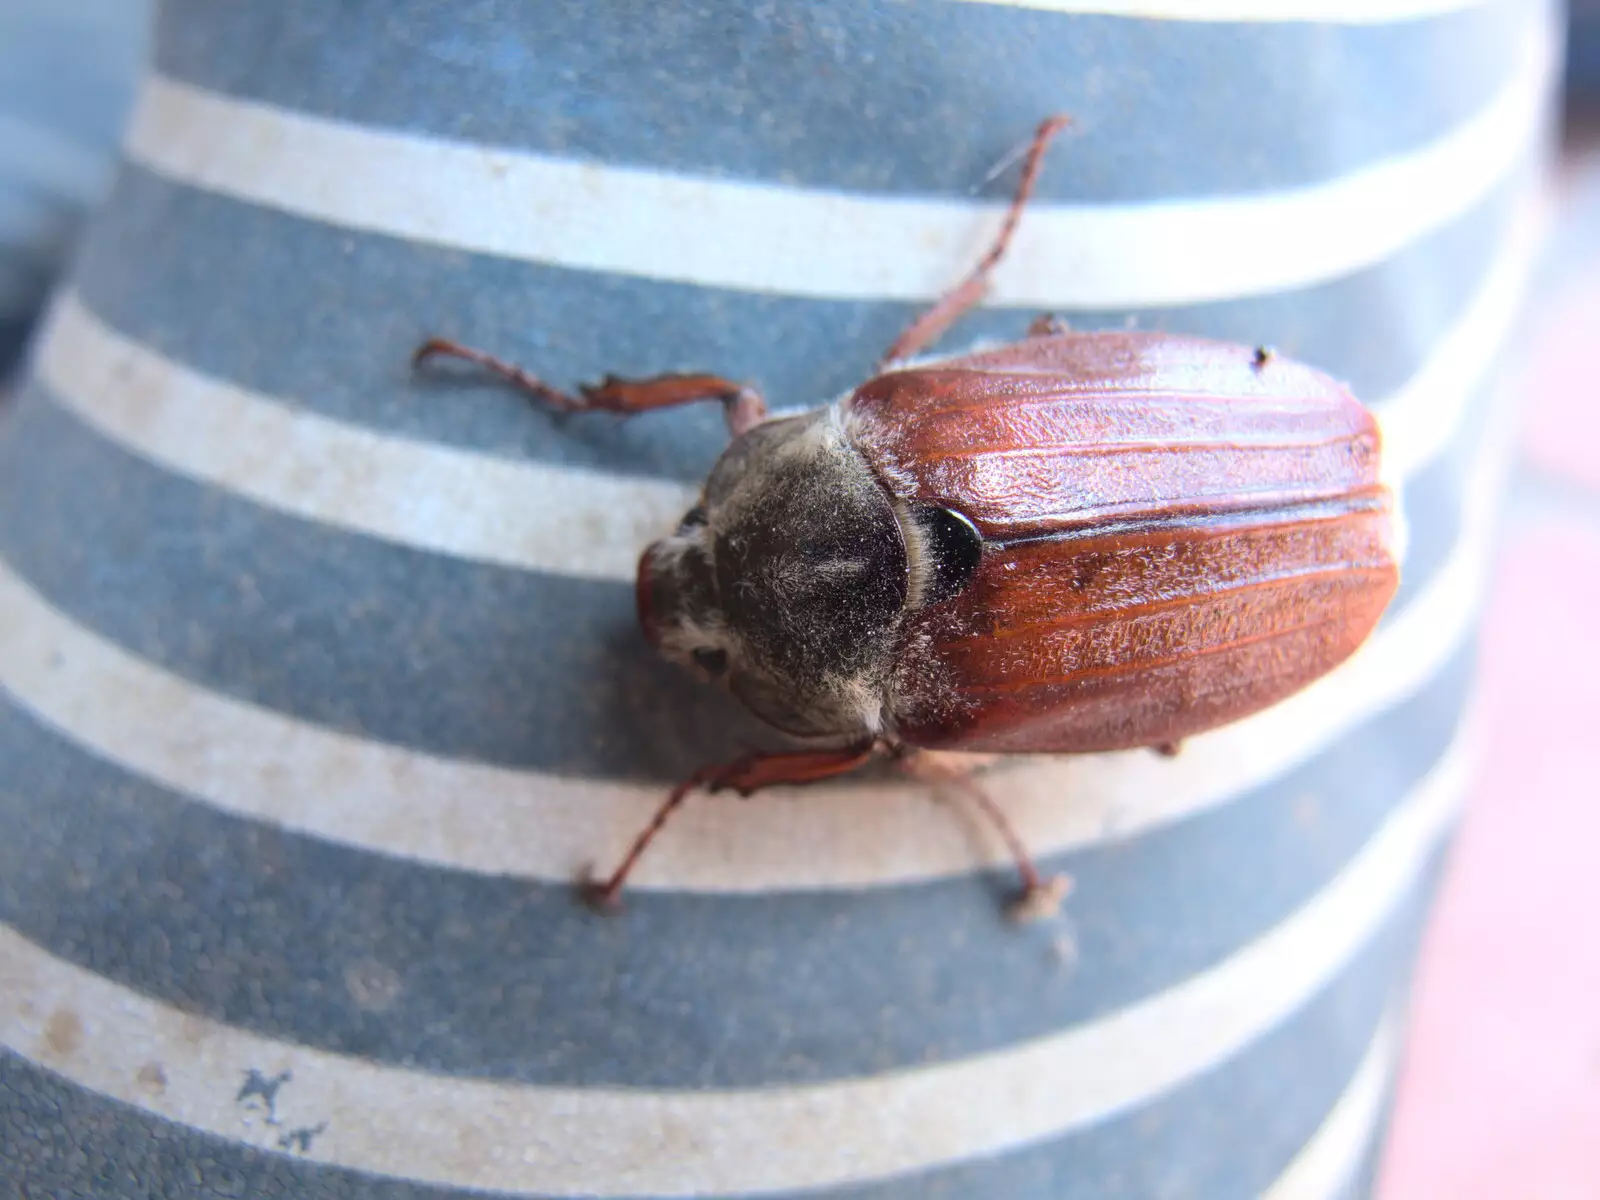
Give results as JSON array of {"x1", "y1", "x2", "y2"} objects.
[
  {"x1": 912, "y1": 504, "x2": 983, "y2": 605},
  {"x1": 678, "y1": 504, "x2": 708, "y2": 531},
  {"x1": 691, "y1": 646, "x2": 729, "y2": 677}
]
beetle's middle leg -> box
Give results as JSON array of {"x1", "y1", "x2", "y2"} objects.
[
  {"x1": 413, "y1": 338, "x2": 768, "y2": 436},
  {"x1": 879, "y1": 114, "x2": 1072, "y2": 368},
  {"x1": 900, "y1": 750, "x2": 1071, "y2": 922}
]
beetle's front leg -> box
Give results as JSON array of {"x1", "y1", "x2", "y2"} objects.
[
  {"x1": 580, "y1": 741, "x2": 879, "y2": 912},
  {"x1": 412, "y1": 337, "x2": 768, "y2": 437}
]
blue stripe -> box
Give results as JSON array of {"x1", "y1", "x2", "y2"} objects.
[
  {"x1": 0, "y1": 379, "x2": 1479, "y2": 779},
  {"x1": 71, "y1": 163, "x2": 1531, "y2": 483},
  {"x1": 830, "y1": 865, "x2": 1438, "y2": 1198},
  {"x1": 0, "y1": 641, "x2": 1470, "y2": 1087},
  {"x1": 0, "y1": 314, "x2": 37, "y2": 377},
  {"x1": 0, "y1": 861, "x2": 1437, "y2": 1197},
  {"x1": 151, "y1": 0, "x2": 1534, "y2": 201}
]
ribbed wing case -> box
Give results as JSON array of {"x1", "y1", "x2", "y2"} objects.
[{"x1": 846, "y1": 332, "x2": 1401, "y2": 753}]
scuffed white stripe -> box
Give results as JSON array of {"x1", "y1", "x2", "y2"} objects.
[
  {"x1": 124, "y1": 23, "x2": 1552, "y2": 310},
  {"x1": 0, "y1": 738, "x2": 1468, "y2": 1196},
  {"x1": 29, "y1": 192, "x2": 1536, "y2": 585},
  {"x1": 1262, "y1": 1019, "x2": 1398, "y2": 1199},
  {"x1": 36, "y1": 297, "x2": 697, "y2": 583},
  {"x1": 949, "y1": 0, "x2": 1487, "y2": 21},
  {"x1": 0, "y1": 479, "x2": 1487, "y2": 892}
]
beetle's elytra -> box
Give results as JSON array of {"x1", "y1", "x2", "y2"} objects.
[{"x1": 414, "y1": 116, "x2": 1400, "y2": 920}]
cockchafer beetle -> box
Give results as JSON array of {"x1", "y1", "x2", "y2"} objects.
[{"x1": 414, "y1": 116, "x2": 1400, "y2": 920}]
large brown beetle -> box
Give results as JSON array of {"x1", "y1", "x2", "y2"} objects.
[{"x1": 415, "y1": 117, "x2": 1400, "y2": 919}]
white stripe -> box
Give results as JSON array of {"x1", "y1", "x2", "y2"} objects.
[
  {"x1": 0, "y1": 468, "x2": 1487, "y2": 894},
  {"x1": 27, "y1": 191, "x2": 1538, "y2": 587},
  {"x1": 35, "y1": 297, "x2": 696, "y2": 583},
  {"x1": 123, "y1": 22, "x2": 1553, "y2": 310},
  {"x1": 948, "y1": 0, "x2": 1487, "y2": 21},
  {"x1": 1377, "y1": 195, "x2": 1540, "y2": 485},
  {"x1": 1261, "y1": 1020, "x2": 1397, "y2": 1199},
  {"x1": 0, "y1": 737, "x2": 1467, "y2": 1196}
]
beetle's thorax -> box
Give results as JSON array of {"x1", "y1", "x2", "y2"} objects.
[{"x1": 637, "y1": 405, "x2": 913, "y2": 740}]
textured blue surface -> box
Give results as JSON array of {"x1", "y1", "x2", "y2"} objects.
[
  {"x1": 0, "y1": 0, "x2": 1551, "y2": 1194},
  {"x1": 0, "y1": 872, "x2": 1438, "y2": 1199},
  {"x1": 0, "y1": 647, "x2": 1468, "y2": 1087},
  {"x1": 73, "y1": 163, "x2": 1530, "y2": 478},
  {"x1": 0, "y1": 379, "x2": 1480, "y2": 778},
  {"x1": 153, "y1": 0, "x2": 1530, "y2": 201}
]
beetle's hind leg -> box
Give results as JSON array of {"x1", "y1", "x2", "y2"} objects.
[
  {"x1": 413, "y1": 338, "x2": 768, "y2": 436},
  {"x1": 900, "y1": 750, "x2": 1071, "y2": 923},
  {"x1": 879, "y1": 114, "x2": 1072, "y2": 369}
]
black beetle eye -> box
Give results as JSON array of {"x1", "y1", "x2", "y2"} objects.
[
  {"x1": 911, "y1": 504, "x2": 983, "y2": 605},
  {"x1": 677, "y1": 504, "x2": 708, "y2": 532},
  {"x1": 691, "y1": 646, "x2": 729, "y2": 677}
]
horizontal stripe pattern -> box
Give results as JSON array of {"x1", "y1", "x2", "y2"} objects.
[
  {"x1": 125, "y1": 21, "x2": 1552, "y2": 310},
  {"x1": 0, "y1": 0, "x2": 1552, "y2": 1191},
  {"x1": 0, "y1": 736, "x2": 1464, "y2": 1195},
  {"x1": 69, "y1": 160, "x2": 1534, "y2": 480},
  {"x1": 33, "y1": 194, "x2": 1535, "y2": 581},
  {"x1": 0, "y1": 354, "x2": 1486, "y2": 779},
  {"x1": 0, "y1": 907, "x2": 1423, "y2": 1198},
  {"x1": 149, "y1": 0, "x2": 1530, "y2": 198},
  {"x1": 36, "y1": 296, "x2": 696, "y2": 582},
  {"x1": 0, "y1": 643, "x2": 1474, "y2": 1086},
  {"x1": 0, "y1": 412, "x2": 1494, "y2": 888},
  {"x1": 1262, "y1": 1019, "x2": 1398, "y2": 1200}
]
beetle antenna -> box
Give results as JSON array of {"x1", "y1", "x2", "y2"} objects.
[{"x1": 880, "y1": 114, "x2": 1073, "y2": 368}]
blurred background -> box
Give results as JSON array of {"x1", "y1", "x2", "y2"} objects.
[{"x1": 1, "y1": 1, "x2": 1597, "y2": 1196}]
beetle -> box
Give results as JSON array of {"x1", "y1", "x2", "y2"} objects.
[{"x1": 413, "y1": 116, "x2": 1400, "y2": 920}]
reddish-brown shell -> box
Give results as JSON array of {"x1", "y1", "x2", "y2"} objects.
[{"x1": 845, "y1": 331, "x2": 1401, "y2": 754}]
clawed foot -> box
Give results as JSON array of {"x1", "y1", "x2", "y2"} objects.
[
  {"x1": 577, "y1": 870, "x2": 626, "y2": 916},
  {"x1": 1006, "y1": 873, "x2": 1073, "y2": 923}
]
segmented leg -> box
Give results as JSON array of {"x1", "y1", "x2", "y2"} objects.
[
  {"x1": 413, "y1": 338, "x2": 768, "y2": 436},
  {"x1": 879, "y1": 114, "x2": 1072, "y2": 368},
  {"x1": 901, "y1": 751, "x2": 1070, "y2": 922},
  {"x1": 580, "y1": 742, "x2": 878, "y2": 911}
]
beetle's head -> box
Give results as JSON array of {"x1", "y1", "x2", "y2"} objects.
[
  {"x1": 634, "y1": 502, "x2": 726, "y2": 676},
  {"x1": 633, "y1": 409, "x2": 910, "y2": 740}
]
